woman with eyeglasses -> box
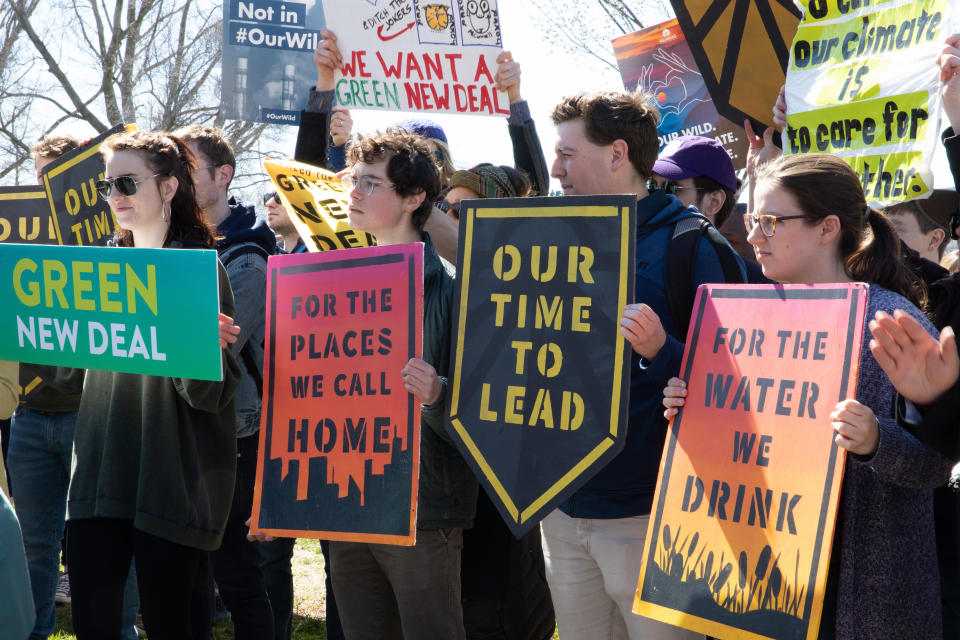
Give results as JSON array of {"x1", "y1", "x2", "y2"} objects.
[
  {"x1": 662, "y1": 153, "x2": 953, "y2": 639},
  {"x1": 67, "y1": 130, "x2": 242, "y2": 640}
]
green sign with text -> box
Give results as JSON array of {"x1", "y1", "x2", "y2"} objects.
[{"x1": 0, "y1": 244, "x2": 222, "y2": 380}]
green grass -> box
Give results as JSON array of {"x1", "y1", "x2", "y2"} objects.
[{"x1": 51, "y1": 538, "x2": 329, "y2": 640}]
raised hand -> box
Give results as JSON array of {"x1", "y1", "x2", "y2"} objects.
[{"x1": 868, "y1": 309, "x2": 959, "y2": 405}]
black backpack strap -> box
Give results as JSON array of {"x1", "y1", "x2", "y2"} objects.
[
  {"x1": 220, "y1": 242, "x2": 271, "y2": 268},
  {"x1": 703, "y1": 221, "x2": 745, "y2": 285},
  {"x1": 219, "y1": 241, "x2": 270, "y2": 400},
  {"x1": 666, "y1": 217, "x2": 744, "y2": 342},
  {"x1": 666, "y1": 217, "x2": 705, "y2": 342}
]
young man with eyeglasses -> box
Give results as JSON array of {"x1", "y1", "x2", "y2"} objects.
[
  {"x1": 172, "y1": 125, "x2": 278, "y2": 640},
  {"x1": 545, "y1": 90, "x2": 746, "y2": 640},
  {"x1": 328, "y1": 131, "x2": 477, "y2": 640},
  {"x1": 649, "y1": 135, "x2": 740, "y2": 229}
]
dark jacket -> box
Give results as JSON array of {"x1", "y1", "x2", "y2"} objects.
[
  {"x1": 419, "y1": 233, "x2": 478, "y2": 529},
  {"x1": 217, "y1": 197, "x2": 276, "y2": 437},
  {"x1": 17, "y1": 364, "x2": 84, "y2": 412},
  {"x1": 820, "y1": 286, "x2": 953, "y2": 639},
  {"x1": 68, "y1": 246, "x2": 242, "y2": 551},
  {"x1": 505, "y1": 100, "x2": 549, "y2": 197},
  {"x1": 462, "y1": 491, "x2": 555, "y2": 640},
  {"x1": 558, "y1": 190, "x2": 746, "y2": 519},
  {"x1": 902, "y1": 127, "x2": 960, "y2": 459}
]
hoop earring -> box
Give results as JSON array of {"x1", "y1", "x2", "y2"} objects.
[{"x1": 162, "y1": 202, "x2": 170, "y2": 223}]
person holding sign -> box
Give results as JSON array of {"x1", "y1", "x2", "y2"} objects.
[
  {"x1": 173, "y1": 124, "x2": 279, "y2": 640},
  {"x1": 664, "y1": 152, "x2": 954, "y2": 638},
  {"x1": 65, "y1": 130, "x2": 242, "y2": 640},
  {"x1": 542, "y1": 89, "x2": 745, "y2": 640},
  {"x1": 297, "y1": 31, "x2": 549, "y2": 262},
  {"x1": 321, "y1": 131, "x2": 476, "y2": 640},
  {"x1": 436, "y1": 161, "x2": 557, "y2": 639}
]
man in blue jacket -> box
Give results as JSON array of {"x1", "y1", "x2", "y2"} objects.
[
  {"x1": 175, "y1": 125, "x2": 279, "y2": 639},
  {"x1": 545, "y1": 90, "x2": 746, "y2": 639}
]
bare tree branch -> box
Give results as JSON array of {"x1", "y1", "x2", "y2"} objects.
[
  {"x1": 529, "y1": 0, "x2": 671, "y2": 70},
  {"x1": 7, "y1": 0, "x2": 109, "y2": 130}
]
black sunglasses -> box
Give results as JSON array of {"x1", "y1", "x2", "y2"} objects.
[
  {"x1": 437, "y1": 199, "x2": 461, "y2": 219},
  {"x1": 646, "y1": 178, "x2": 706, "y2": 196},
  {"x1": 95, "y1": 173, "x2": 160, "y2": 201},
  {"x1": 263, "y1": 191, "x2": 279, "y2": 206}
]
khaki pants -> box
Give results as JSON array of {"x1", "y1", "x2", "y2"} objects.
[{"x1": 541, "y1": 510, "x2": 701, "y2": 640}]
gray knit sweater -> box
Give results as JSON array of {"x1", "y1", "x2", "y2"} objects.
[{"x1": 828, "y1": 286, "x2": 953, "y2": 639}]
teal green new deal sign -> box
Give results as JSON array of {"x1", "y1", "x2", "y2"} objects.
[{"x1": 0, "y1": 244, "x2": 222, "y2": 380}]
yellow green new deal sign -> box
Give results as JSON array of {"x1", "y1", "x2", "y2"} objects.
[{"x1": 0, "y1": 244, "x2": 222, "y2": 380}]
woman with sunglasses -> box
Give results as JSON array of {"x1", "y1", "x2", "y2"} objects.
[
  {"x1": 67, "y1": 130, "x2": 242, "y2": 640},
  {"x1": 662, "y1": 153, "x2": 953, "y2": 639},
  {"x1": 438, "y1": 163, "x2": 531, "y2": 223}
]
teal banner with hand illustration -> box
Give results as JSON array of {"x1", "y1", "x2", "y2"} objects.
[{"x1": 0, "y1": 244, "x2": 222, "y2": 380}]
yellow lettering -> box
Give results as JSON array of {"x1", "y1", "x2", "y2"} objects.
[
  {"x1": 98, "y1": 262, "x2": 122, "y2": 312},
  {"x1": 530, "y1": 245, "x2": 557, "y2": 282},
  {"x1": 535, "y1": 295, "x2": 563, "y2": 330},
  {"x1": 126, "y1": 264, "x2": 158, "y2": 315},
  {"x1": 568, "y1": 246, "x2": 594, "y2": 283},
  {"x1": 511, "y1": 340, "x2": 532, "y2": 375},
  {"x1": 528, "y1": 388, "x2": 555, "y2": 429},
  {"x1": 537, "y1": 343, "x2": 563, "y2": 378},
  {"x1": 479, "y1": 383, "x2": 498, "y2": 421},
  {"x1": 13, "y1": 258, "x2": 40, "y2": 306},
  {"x1": 72, "y1": 261, "x2": 95, "y2": 311},
  {"x1": 572, "y1": 297, "x2": 592, "y2": 332},
  {"x1": 505, "y1": 385, "x2": 525, "y2": 424},
  {"x1": 64, "y1": 189, "x2": 81, "y2": 216},
  {"x1": 490, "y1": 293, "x2": 511, "y2": 327},
  {"x1": 42, "y1": 260, "x2": 68, "y2": 309},
  {"x1": 493, "y1": 245, "x2": 520, "y2": 281},
  {"x1": 561, "y1": 391, "x2": 584, "y2": 431}
]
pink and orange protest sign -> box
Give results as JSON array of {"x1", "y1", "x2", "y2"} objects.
[
  {"x1": 252, "y1": 244, "x2": 423, "y2": 545},
  {"x1": 635, "y1": 284, "x2": 867, "y2": 640},
  {"x1": 321, "y1": 0, "x2": 508, "y2": 116}
]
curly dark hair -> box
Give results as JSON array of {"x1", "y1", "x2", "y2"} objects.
[
  {"x1": 100, "y1": 130, "x2": 216, "y2": 248},
  {"x1": 346, "y1": 132, "x2": 441, "y2": 231}
]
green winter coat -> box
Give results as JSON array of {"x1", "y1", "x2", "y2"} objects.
[{"x1": 67, "y1": 256, "x2": 242, "y2": 551}]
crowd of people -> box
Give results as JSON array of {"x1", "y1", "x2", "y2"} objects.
[{"x1": 0, "y1": 24, "x2": 958, "y2": 640}]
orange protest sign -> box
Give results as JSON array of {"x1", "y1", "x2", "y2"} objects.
[
  {"x1": 251, "y1": 244, "x2": 423, "y2": 545},
  {"x1": 634, "y1": 283, "x2": 867, "y2": 640}
]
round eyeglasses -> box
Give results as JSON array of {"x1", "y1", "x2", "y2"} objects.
[
  {"x1": 340, "y1": 174, "x2": 395, "y2": 196},
  {"x1": 743, "y1": 212, "x2": 808, "y2": 237}
]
